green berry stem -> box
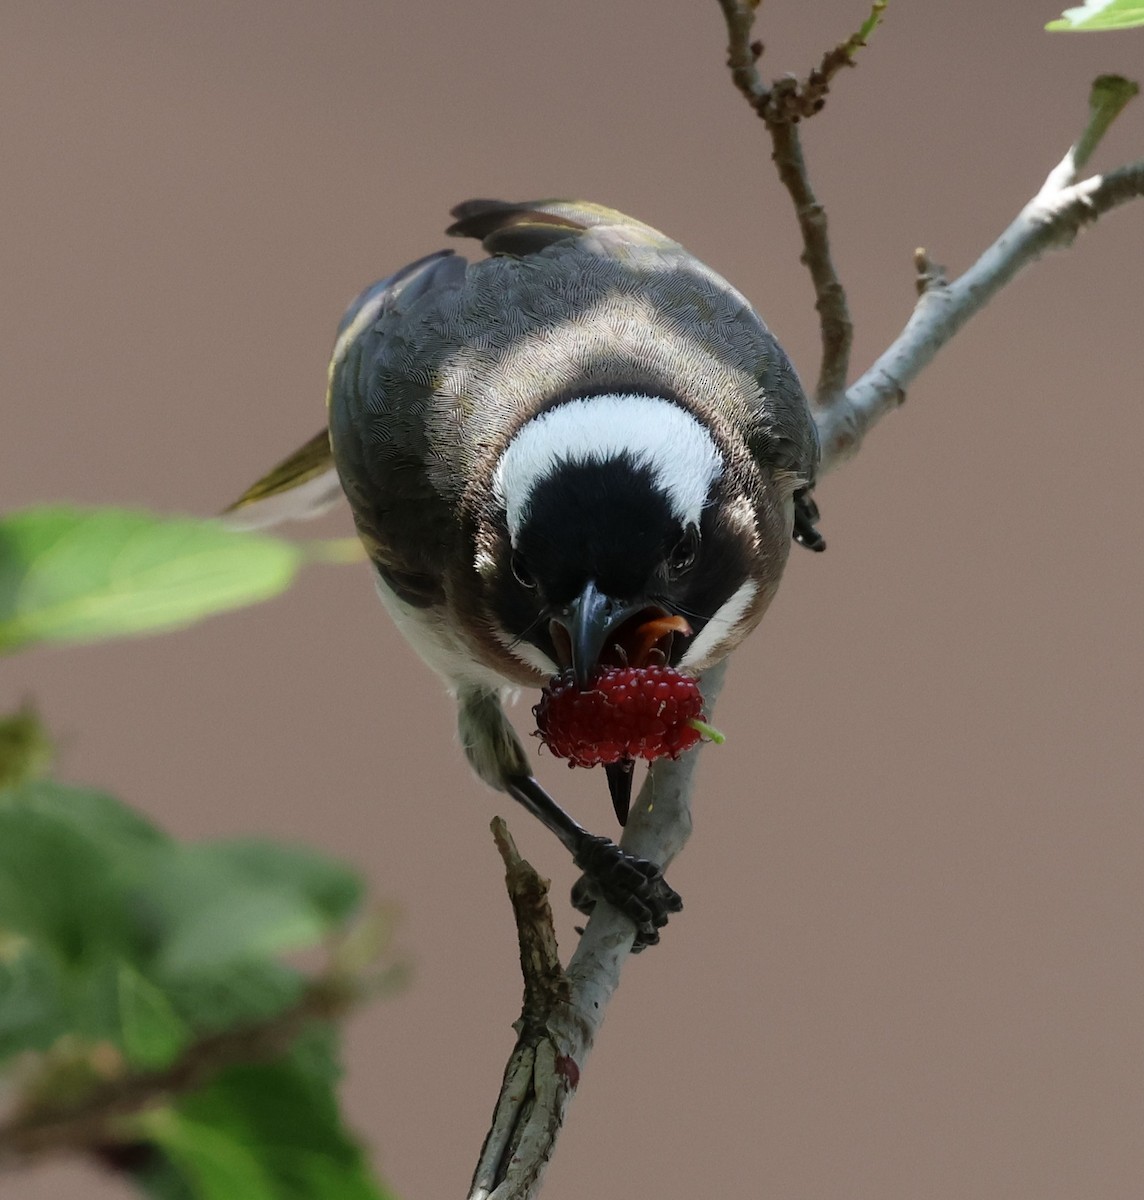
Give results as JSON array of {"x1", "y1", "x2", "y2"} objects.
[{"x1": 687, "y1": 718, "x2": 726, "y2": 745}]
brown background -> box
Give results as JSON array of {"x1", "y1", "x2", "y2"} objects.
[{"x1": 4, "y1": 2, "x2": 1143, "y2": 1198}]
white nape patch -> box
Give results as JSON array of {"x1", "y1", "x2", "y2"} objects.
[
  {"x1": 494, "y1": 395, "x2": 723, "y2": 541},
  {"x1": 678, "y1": 580, "x2": 758, "y2": 670}
]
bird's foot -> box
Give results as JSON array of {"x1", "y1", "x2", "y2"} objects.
[{"x1": 571, "y1": 835, "x2": 682, "y2": 951}]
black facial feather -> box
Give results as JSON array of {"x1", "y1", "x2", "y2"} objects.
[
  {"x1": 487, "y1": 456, "x2": 755, "y2": 668},
  {"x1": 515, "y1": 457, "x2": 676, "y2": 604},
  {"x1": 679, "y1": 496, "x2": 753, "y2": 633}
]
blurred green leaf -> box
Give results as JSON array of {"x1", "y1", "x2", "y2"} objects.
[
  {"x1": 141, "y1": 1058, "x2": 394, "y2": 1200},
  {"x1": 1, "y1": 778, "x2": 167, "y2": 858},
  {"x1": 0, "y1": 940, "x2": 67, "y2": 1062},
  {"x1": 143, "y1": 840, "x2": 363, "y2": 974},
  {"x1": 141, "y1": 1107, "x2": 279, "y2": 1200},
  {"x1": 0, "y1": 779, "x2": 367, "y2": 1066},
  {"x1": 159, "y1": 960, "x2": 305, "y2": 1036},
  {"x1": 0, "y1": 781, "x2": 169, "y2": 973},
  {"x1": 199, "y1": 841, "x2": 363, "y2": 927},
  {"x1": 118, "y1": 962, "x2": 192, "y2": 1069},
  {"x1": 1048, "y1": 0, "x2": 1144, "y2": 29},
  {"x1": 0, "y1": 506, "x2": 304, "y2": 653},
  {"x1": 0, "y1": 704, "x2": 53, "y2": 786},
  {"x1": 0, "y1": 721, "x2": 390, "y2": 1196},
  {"x1": 0, "y1": 776, "x2": 368, "y2": 1050},
  {"x1": 0, "y1": 807, "x2": 134, "y2": 965},
  {"x1": 131, "y1": 1154, "x2": 199, "y2": 1200}
]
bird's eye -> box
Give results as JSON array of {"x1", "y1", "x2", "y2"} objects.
[
  {"x1": 667, "y1": 528, "x2": 699, "y2": 578},
  {"x1": 511, "y1": 550, "x2": 537, "y2": 590}
]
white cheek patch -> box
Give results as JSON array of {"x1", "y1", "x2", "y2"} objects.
[
  {"x1": 494, "y1": 394, "x2": 723, "y2": 541},
  {"x1": 678, "y1": 580, "x2": 758, "y2": 669}
]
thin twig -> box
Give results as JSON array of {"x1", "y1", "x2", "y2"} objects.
[
  {"x1": 717, "y1": 1, "x2": 885, "y2": 403},
  {"x1": 469, "y1": 662, "x2": 729, "y2": 1200},
  {"x1": 469, "y1": 822, "x2": 570, "y2": 1199},
  {"x1": 816, "y1": 84, "x2": 1143, "y2": 471},
  {"x1": 465, "y1": 57, "x2": 1144, "y2": 1200},
  {"x1": 716, "y1": 0, "x2": 768, "y2": 108},
  {"x1": 1053, "y1": 74, "x2": 1139, "y2": 186},
  {"x1": 768, "y1": 119, "x2": 853, "y2": 401}
]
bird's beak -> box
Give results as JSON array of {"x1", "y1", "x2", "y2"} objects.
[{"x1": 551, "y1": 580, "x2": 649, "y2": 690}]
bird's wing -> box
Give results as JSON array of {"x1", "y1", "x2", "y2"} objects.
[
  {"x1": 446, "y1": 197, "x2": 676, "y2": 256},
  {"x1": 221, "y1": 251, "x2": 463, "y2": 533},
  {"x1": 326, "y1": 249, "x2": 471, "y2": 607},
  {"x1": 221, "y1": 429, "x2": 339, "y2": 529},
  {"x1": 743, "y1": 339, "x2": 821, "y2": 492}
]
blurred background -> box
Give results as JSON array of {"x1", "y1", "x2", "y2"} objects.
[{"x1": 4, "y1": 2, "x2": 1143, "y2": 1197}]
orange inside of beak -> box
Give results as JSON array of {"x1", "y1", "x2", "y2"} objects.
[{"x1": 626, "y1": 614, "x2": 693, "y2": 668}]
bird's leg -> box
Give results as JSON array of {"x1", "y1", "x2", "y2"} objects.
[
  {"x1": 504, "y1": 777, "x2": 681, "y2": 949},
  {"x1": 457, "y1": 686, "x2": 681, "y2": 947}
]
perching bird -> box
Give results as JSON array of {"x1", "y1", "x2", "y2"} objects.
[{"x1": 227, "y1": 198, "x2": 822, "y2": 947}]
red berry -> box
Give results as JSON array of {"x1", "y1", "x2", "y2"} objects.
[{"x1": 533, "y1": 665, "x2": 711, "y2": 768}]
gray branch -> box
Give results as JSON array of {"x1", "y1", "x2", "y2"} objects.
[
  {"x1": 466, "y1": 70, "x2": 1143, "y2": 1200},
  {"x1": 468, "y1": 661, "x2": 728, "y2": 1200},
  {"x1": 816, "y1": 79, "x2": 1143, "y2": 473}
]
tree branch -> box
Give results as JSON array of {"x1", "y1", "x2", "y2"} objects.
[
  {"x1": 717, "y1": 1, "x2": 886, "y2": 403},
  {"x1": 718, "y1": 8, "x2": 1141, "y2": 467},
  {"x1": 769, "y1": 119, "x2": 853, "y2": 402},
  {"x1": 466, "y1": 46, "x2": 1143, "y2": 1200},
  {"x1": 469, "y1": 661, "x2": 729, "y2": 1200},
  {"x1": 816, "y1": 80, "x2": 1143, "y2": 472}
]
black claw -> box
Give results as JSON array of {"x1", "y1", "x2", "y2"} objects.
[
  {"x1": 793, "y1": 487, "x2": 826, "y2": 552},
  {"x1": 571, "y1": 835, "x2": 682, "y2": 948},
  {"x1": 571, "y1": 874, "x2": 597, "y2": 917},
  {"x1": 605, "y1": 759, "x2": 635, "y2": 825}
]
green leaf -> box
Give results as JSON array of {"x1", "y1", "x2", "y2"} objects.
[
  {"x1": 140, "y1": 1058, "x2": 394, "y2": 1200},
  {"x1": 143, "y1": 840, "x2": 363, "y2": 974},
  {"x1": 0, "y1": 783, "x2": 170, "y2": 968},
  {"x1": 0, "y1": 778, "x2": 167, "y2": 857},
  {"x1": 141, "y1": 1107, "x2": 279, "y2": 1200},
  {"x1": 0, "y1": 506, "x2": 304, "y2": 653},
  {"x1": 118, "y1": 961, "x2": 192, "y2": 1069},
  {"x1": 0, "y1": 704, "x2": 53, "y2": 786},
  {"x1": 0, "y1": 807, "x2": 134, "y2": 965},
  {"x1": 0, "y1": 939, "x2": 67, "y2": 1061},
  {"x1": 1048, "y1": 0, "x2": 1144, "y2": 30},
  {"x1": 131, "y1": 1153, "x2": 198, "y2": 1200},
  {"x1": 158, "y1": 960, "x2": 304, "y2": 1035},
  {"x1": 200, "y1": 841, "x2": 364, "y2": 927}
]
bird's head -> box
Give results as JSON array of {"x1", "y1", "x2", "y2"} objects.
[{"x1": 476, "y1": 393, "x2": 791, "y2": 687}]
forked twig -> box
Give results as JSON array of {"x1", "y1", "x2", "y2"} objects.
[
  {"x1": 717, "y1": 0, "x2": 886, "y2": 402},
  {"x1": 466, "y1": 28, "x2": 1143, "y2": 1200},
  {"x1": 817, "y1": 76, "x2": 1143, "y2": 471},
  {"x1": 469, "y1": 662, "x2": 729, "y2": 1200}
]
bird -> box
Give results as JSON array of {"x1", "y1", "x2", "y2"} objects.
[{"x1": 227, "y1": 198, "x2": 823, "y2": 947}]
